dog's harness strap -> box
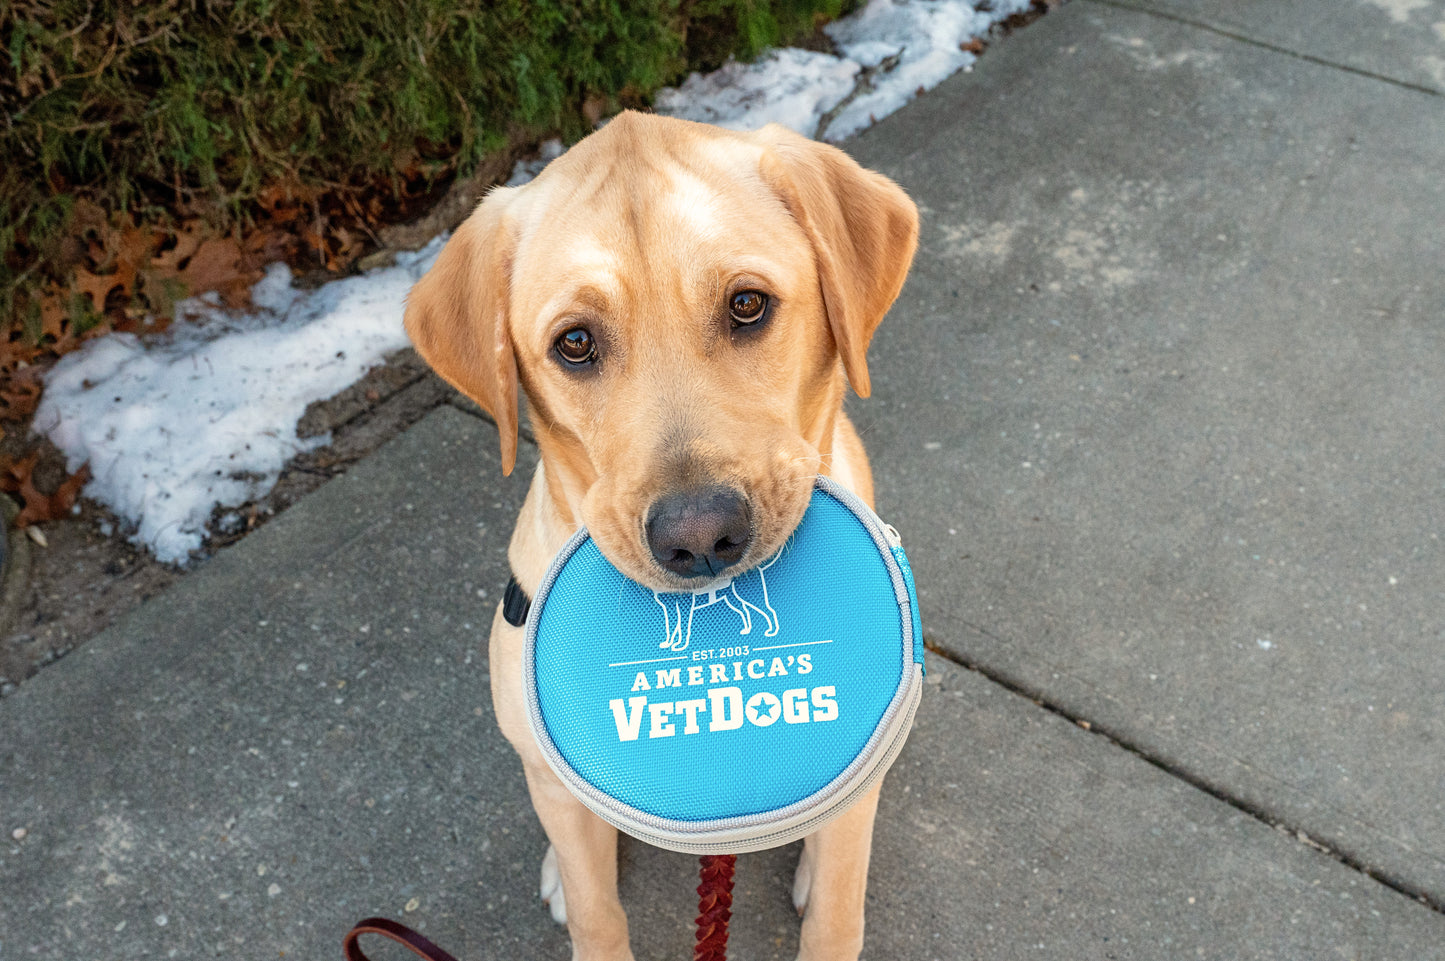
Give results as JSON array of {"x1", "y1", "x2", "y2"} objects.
[
  {"x1": 502, "y1": 574, "x2": 531, "y2": 627},
  {"x1": 343, "y1": 917, "x2": 461, "y2": 961}
]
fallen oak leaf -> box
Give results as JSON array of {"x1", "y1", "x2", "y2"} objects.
[
  {"x1": 0, "y1": 335, "x2": 45, "y2": 373},
  {"x1": 257, "y1": 182, "x2": 313, "y2": 226},
  {"x1": 73, "y1": 267, "x2": 122, "y2": 312},
  {"x1": 1, "y1": 450, "x2": 92, "y2": 527},
  {"x1": 69, "y1": 199, "x2": 111, "y2": 244},
  {"x1": 0, "y1": 450, "x2": 37, "y2": 490},
  {"x1": 0, "y1": 366, "x2": 47, "y2": 422},
  {"x1": 150, "y1": 220, "x2": 208, "y2": 274},
  {"x1": 16, "y1": 462, "x2": 91, "y2": 528},
  {"x1": 111, "y1": 222, "x2": 153, "y2": 293},
  {"x1": 243, "y1": 226, "x2": 293, "y2": 264},
  {"x1": 47, "y1": 462, "x2": 92, "y2": 521},
  {"x1": 75, "y1": 218, "x2": 152, "y2": 314},
  {"x1": 172, "y1": 235, "x2": 260, "y2": 309},
  {"x1": 37, "y1": 287, "x2": 71, "y2": 343},
  {"x1": 180, "y1": 236, "x2": 246, "y2": 288}
]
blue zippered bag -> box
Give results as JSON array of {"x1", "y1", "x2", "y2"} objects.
[{"x1": 524, "y1": 476, "x2": 923, "y2": 854}]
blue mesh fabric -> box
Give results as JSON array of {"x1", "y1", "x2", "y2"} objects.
[{"x1": 530, "y1": 488, "x2": 916, "y2": 822}]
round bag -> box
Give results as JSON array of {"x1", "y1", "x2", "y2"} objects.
[{"x1": 523, "y1": 476, "x2": 923, "y2": 854}]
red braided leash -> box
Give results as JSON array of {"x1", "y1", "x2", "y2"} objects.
[
  {"x1": 345, "y1": 854, "x2": 738, "y2": 961},
  {"x1": 693, "y1": 854, "x2": 736, "y2": 961}
]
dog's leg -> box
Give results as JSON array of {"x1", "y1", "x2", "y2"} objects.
[
  {"x1": 793, "y1": 783, "x2": 882, "y2": 961},
  {"x1": 490, "y1": 607, "x2": 634, "y2": 961},
  {"x1": 540, "y1": 843, "x2": 566, "y2": 923},
  {"x1": 519, "y1": 757, "x2": 635, "y2": 961}
]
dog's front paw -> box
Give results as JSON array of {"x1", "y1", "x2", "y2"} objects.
[
  {"x1": 791, "y1": 847, "x2": 812, "y2": 917},
  {"x1": 540, "y1": 844, "x2": 567, "y2": 925}
]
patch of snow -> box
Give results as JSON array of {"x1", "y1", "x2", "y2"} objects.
[
  {"x1": 506, "y1": 138, "x2": 566, "y2": 186},
  {"x1": 822, "y1": 0, "x2": 1032, "y2": 140},
  {"x1": 655, "y1": 0, "x2": 1035, "y2": 141},
  {"x1": 655, "y1": 47, "x2": 860, "y2": 137},
  {"x1": 36, "y1": 239, "x2": 445, "y2": 564}
]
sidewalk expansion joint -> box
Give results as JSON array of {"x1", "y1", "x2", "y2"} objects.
[
  {"x1": 1085, "y1": 0, "x2": 1444, "y2": 99},
  {"x1": 921, "y1": 635, "x2": 1445, "y2": 916}
]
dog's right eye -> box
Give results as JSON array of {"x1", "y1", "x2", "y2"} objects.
[
  {"x1": 729, "y1": 290, "x2": 768, "y2": 326},
  {"x1": 555, "y1": 327, "x2": 598, "y2": 366}
]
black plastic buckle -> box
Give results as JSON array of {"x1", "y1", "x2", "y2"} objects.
[{"x1": 502, "y1": 575, "x2": 531, "y2": 628}]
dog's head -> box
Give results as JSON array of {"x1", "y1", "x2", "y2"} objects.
[{"x1": 405, "y1": 112, "x2": 917, "y2": 592}]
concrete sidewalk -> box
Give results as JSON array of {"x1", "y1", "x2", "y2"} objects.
[
  {"x1": 856, "y1": 0, "x2": 1445, "y2": 904},
  {"x1": 3, "y1": 1, "x2": 1444, "y2": 958}
]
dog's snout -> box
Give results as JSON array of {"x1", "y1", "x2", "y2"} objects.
[{"x1": 645, "y1": 486, "x2": 752, "y2": 579}]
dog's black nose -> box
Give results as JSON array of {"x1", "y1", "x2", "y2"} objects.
[{"x1": 646, "y1": 486, "x2": 752, "y2": 579}]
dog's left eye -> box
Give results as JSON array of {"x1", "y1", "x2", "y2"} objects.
[
  {"x1": 555, "y1": 327, "x2": 598, "y2": 366},
  {"x1": 729, "y1": 290, "x2": 768, "y2": 326}
]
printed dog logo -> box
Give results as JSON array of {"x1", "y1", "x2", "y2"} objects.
[{"x1": 654, "y1": 552, "x2": 781, "y2": 652}]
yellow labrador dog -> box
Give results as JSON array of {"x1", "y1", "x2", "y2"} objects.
[{"x1": 405, "y1": 111, "x2": 917, "y2": 961}]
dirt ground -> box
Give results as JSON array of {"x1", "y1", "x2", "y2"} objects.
[{"x1": 0, "y1": 350, "x2": 466, "y2": 697}]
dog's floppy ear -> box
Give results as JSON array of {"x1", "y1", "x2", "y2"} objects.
[
  {"x1": 404, "y1": 188, "x2": 521, "y2": 474},
  {"x1": 755, "y1": 125, "x2": 919, "y2": 398}
]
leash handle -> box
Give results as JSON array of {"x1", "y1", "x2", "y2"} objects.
[{"x1": 343, "y1": 917, "x2": 461, "y2": 961}]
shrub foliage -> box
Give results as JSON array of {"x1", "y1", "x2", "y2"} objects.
[{"x1": 1, "y1": 0, "x2": 847, "y2": 359}]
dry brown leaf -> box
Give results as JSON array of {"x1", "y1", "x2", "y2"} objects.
[
  {"x1": 15, "y1": 146, "x2": 447, "y2": 382},
  {"x1": 0, "y1": 339, "x2": 42, "y2": 376},
  {"x1": 182, "y1": 236, "x2": 245, "y2": 287},
  {"x1": 150, "y1": 221, "x2": 208, "y2": 274},
  {"x1": 0, "y1": 367, "x2": 46, "y2": 422},
  {"x1": 172, "y1": 236, "x2": 260, "y2": 308},
  {"x1": 244, "y1": 227, "x2": 292, "y2": 264},
  {"x1": 257, "y1": 183, "x2": 309, "y2": 226},
  {"x1": 46, "y1": 463, "x2": 91, "y2": 521},
  {"x1": 73, "y1": 267, "x2": 122, "y2": 311},
  {"x1": 69, "y1": 199, "x2": 110, "y2": 239},
  {"x1": 37, "y1": 288, "x2": 70, "y2": 344},
  {"x1": 1, "y1": 450, "x2": 91, "y2": 527},
  {"x1": 1, "y1": 450, "x2": 38, "y2": 497},
  {"x1": 113, "y1": 224, "x2": 152, "y2": 290}
]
